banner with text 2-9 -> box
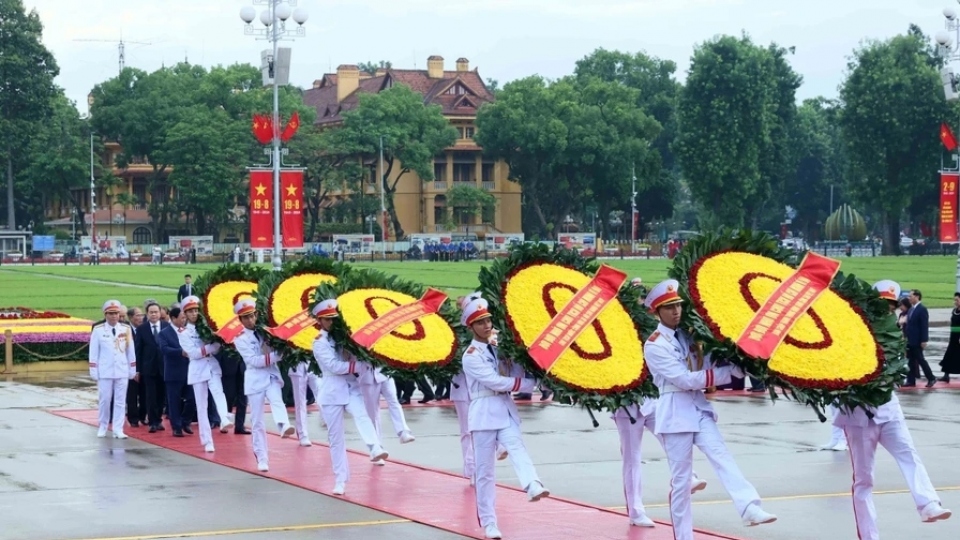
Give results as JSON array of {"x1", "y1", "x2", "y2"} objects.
[{"x1": 940, "y1": 173, "x2": 958, "y2": 244}]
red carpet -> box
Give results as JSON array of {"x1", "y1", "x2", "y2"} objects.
[{"x1": 51, "y1": 409, "x2": 743, "y2": 540}]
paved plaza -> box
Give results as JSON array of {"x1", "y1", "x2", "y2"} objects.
[{"x1": 0, "y1": 373, "x2": 957, "y2": 540}]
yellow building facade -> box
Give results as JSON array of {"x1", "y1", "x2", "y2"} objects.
[{"x1": 303, "y1": 56, "x2": 522, "y2": 238}]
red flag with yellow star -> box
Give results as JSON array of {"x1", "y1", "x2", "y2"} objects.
[
  {"x1": 252, "y1": 114, "x2": 274, "y2": 145},
  {"x1": 280, "y1": 169, "x2": 304, "y2": 248},
  {"x1": 280, "y1": 111, "x2": 301, "y2": 143},
  {"x1": 941, "y1": 122, "x2": 958, "y2": 151}
]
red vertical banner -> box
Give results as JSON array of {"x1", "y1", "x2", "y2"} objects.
[
  {"x1": 281, "y1": 170, "x2": 304, "y2": 248},
  {"x1": 249, "y1": 170, "x2": 274, "y2": 249},
  {"x1": 941, "y1": 173, "x2": 959, "y2": 243}
]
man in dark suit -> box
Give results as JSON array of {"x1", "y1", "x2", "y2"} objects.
[
  {"x1": 135, "y1": 303, "x2": 169, "y2": 432},
  {"x1": 905, "y1": 289, "x2": 936, "y2": 388},
  {"x1": 217, "y1": 349, "x2": 250, "y2": 434},
  {"x1": 157, "y1": 307, "x2": 195, "y2": 437},
  {"x1": 125, "y1": 306, "x2": 147, "y2": 426},
  {"x1": 177, "y1": 275, "x2": 193, "y2": 304}
]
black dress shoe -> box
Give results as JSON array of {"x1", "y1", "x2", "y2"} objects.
[
  {"x1": 418, "y1": 397, "x2": 434, "y2": 404},
  {"x1": 399, "y1": 399, "x2": 411, "y2": 405},
  {"x1": 173, "y1": 429, "x2": 184, "y2": 437},
  {"x1": 514, "y1": 393, "x2": 532, "y2": 401},
  {"x1": 129, "y1": 421, "x2": 140, "y2": 428},
  {"x1": 540, "y1": 390, "x2": 554, "y2": 401},
  {"x1": 234, "y1": 428, "x2": 251, "y2": 435},
  {"x1": 901, "y1": 383, "x2": 917, "y2": 387},
  {"x1": 149, "y1": 425, "x2": 157, "y2": 433},
  {"x1": 182, "y1": 425, "x2": 194, "y2": 435},
  {"x1": 925, "y1": 379, "x2": 937, "y2": 388},
  {"x1": 940, "y1": 375, "x2": 951, "y2": 383}
]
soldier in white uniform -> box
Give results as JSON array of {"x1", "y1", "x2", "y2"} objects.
[
  {"x1": 643, "y1": 280, "x2": 776, "y2": 540},
  {"x1": 311, "y1": 299, "x2": 387, "y2": 495},
  {"x1": 178, "y1": 296, "x2": 234, "y2": 452},
  {"x1": 89, "y1": 299, "x2": 137, "y2": 439},
  {"x1": 357, "y1": 361, "x2": 415, "y2": 464},
  {"x1": 288, "y1": 359, "x2": 322, "y2": 447},
  {"x1": 461, "y1": 297, "x2": 549, "y2": 540},
  {"x1": 232, "y1": 298, "x2": 295, "y2": 472},
  {"x1": 833, "y1": 280, "x2": 951, "y2": 539}
]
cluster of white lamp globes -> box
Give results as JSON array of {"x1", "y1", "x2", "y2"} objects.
[
  {"x1": 938, "y1": 5, "x2": 960, "y2": 101},
  {"x1": 239, "y1": 3, "x2": 308, "y2": 30}
]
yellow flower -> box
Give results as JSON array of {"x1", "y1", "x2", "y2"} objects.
[
  {"x1": 337, "y1": 288, "x2": 457, "y2": 368},
  {"x1": 503, "y1": 263, "x2": 645, "y2": 393},
  {"x1": 268, "y1": 272, "x2": 337, "y2": 351},
  {"x1": 203, "y1": 280, "x2": 258, "y2": 331},
  {"x1": 691, "y1": 252, "x2": 880, "y2": 387}
]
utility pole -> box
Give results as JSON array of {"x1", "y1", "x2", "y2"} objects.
[
  {"x1": 72, "y1": 38, "x2": 153, "y2": 74},
  {"x1": 380, "y1": 135, "x2": 386, "y2": 259},
  {"x1": 631, "y1": 166, "x2": 637, "y2": 254}
]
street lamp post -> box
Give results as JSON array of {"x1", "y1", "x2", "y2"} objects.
[
  {"x1": 240, "y1": 0, "x2": 308, "y2": 271},
  {"x1": 936, "y1": 2, "x2": 960, "y2": 292},
  {"x1": 90, "y1": 132, "x2": 97, "y2": 262},
  {"x1": 379, "y1": 135, "x2": 386, "y2": 259},
  {"x1": 631, "y1": 166, "x2": 637, "y2": 255}
]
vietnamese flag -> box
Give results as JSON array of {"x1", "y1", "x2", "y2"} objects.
[
  {"x1": 941, "y1": 122, "x2": 958, "y2": 151},
  {"x1": 280, "y1": 111, "x2": 301, "y2": 143}
]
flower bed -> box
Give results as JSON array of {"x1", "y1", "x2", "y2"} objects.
[
  {"x1": 316, "y1": 268, "x2": 461, "y2": 382},
  {"x1": 478, "y1": 243, "x2": 658, "y2": 412},
  {"x1": 671, "y1": 229, "x2": 906, "y2": 416},
  {"x1": 0, "y1": 308, "x2": 93, "y2": 363}
]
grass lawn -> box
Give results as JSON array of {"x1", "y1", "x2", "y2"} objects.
[{"x1": 0, "y1": 255, "x2": 954, "y2": 321}]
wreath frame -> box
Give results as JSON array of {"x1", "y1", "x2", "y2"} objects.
[
  {"x1": 314, "y1": 268, "x2": 462, "y2": 382},
  {"x1": 669, "y1": 228, "x2": 907, "y2": 417},
  {"x1": 477, "y1": 242, "x2": 659, "y2": 413}
]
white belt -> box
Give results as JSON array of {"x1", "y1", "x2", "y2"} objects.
[
  {"x1": 659, "y1": 383, "x2": 691, "y2": 394},
  {"x1": 471, "y1": 389, "x2": 507, "y2": 399}
]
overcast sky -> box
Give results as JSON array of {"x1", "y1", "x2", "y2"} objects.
[{"x1": 22, "y1": 0, "x2": 960, "y2": 114}]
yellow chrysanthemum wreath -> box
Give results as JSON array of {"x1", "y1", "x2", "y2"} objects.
[
  {"x1": 193, "y1": 264, "x2": 271, "y2": 346},
  {"x1": 479, "y1": 243, "x2": 658, "y2": 412}
]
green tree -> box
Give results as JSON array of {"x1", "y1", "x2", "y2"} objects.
[
  {"x1": 356, "y1": 60, "x2": 392, "y2": 74},
  {"x1": 334, "y1": 84, "x2": 458, "y2": 239},
  {"x1": 0, "y1": 0, "x2": 59, "y2": 229},
  {"x1": 838, "y1": 29, "x2": 947, "y2": 254},
  {"x1": 446, "y1": 184, "x2": 495, "y2": 231},
  {"x1": 675, "y1": 34, "x2": 800, "y2": 228}
]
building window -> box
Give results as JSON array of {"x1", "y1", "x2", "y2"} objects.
[
  {"x1": 453, "y1": 163, "x2": 474, "y2": 183},
  {"x1": 433, "y1": 162, "x2": 446, "y2": 182},
  {"x1": 367, "y1": 165, "x2": 377, "y2": 185},
  {"x1": 132, "y1": 227, "x2": 152, "y2": 244},
  {"x1": 482, "y1": 204, "x2": 495, "y2": 224},
  {"x1": 133, "y1": 183, "x2": 146, "y2": 209},
  {"x1": 464, "y1": 127, "x2": 475, "y2": 139},
  {"x1": 482, "y1": 163, "x2": 494, "y2": 182},
  {"x1": 445, "y1": 84, "x2": 466, "y2": 95}
]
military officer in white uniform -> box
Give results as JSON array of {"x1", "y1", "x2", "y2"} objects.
[
  {"x1": 643, "y1": 280, "x2": 776, "y2": 539},
  {"x1": 357, "y1": 360, "x2": 415, "y2": 463},
  {"x1": 178, "y1": 296, "x2": 233, "y2": 452},
  {"x1": 461, "y1": 296, "x2": 548, "y2": 540},
  {"x1": 89, "y1": 299, "x2": 137, "y2": 439},
  {"x1": 232, "y1": 298, "x2": 295, "y2": 472},
  {"x1": 312, "y1": 299, "x2": 387, "y2": 495},
  {"x1": 288, "y1": 359, "x2": 322, "y2": 447},
  {"x1": 833, "y1": 280, "x2": 951, "y2": 539}
]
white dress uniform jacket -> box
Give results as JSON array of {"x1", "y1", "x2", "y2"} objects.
[
  {"x1": 89, "y1": 322, "x2": 137, "y2": 380},
  {"x1": 234, "y1": 327, "x2": 283, "y2": 394},
  {"x1": 462, "y1": 339, "x2": 536, "y2": 433},
  {"x1": 178, "y1": 323, "x2": 223, "y2": 385},
  {"x1": 313, "y1": 330, "x2": 360, "y2": 406},
  {"x1": 643, "y1": 323, "x2": 739, "y2": 434}
]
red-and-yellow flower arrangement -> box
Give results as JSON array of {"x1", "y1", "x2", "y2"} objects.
[
  {"x1": 315, "y1": 269, "x2": 461, "y2": 381},
  {"x1": 479, "y1": 243, "x2": 658, "y2": 412},
  {"x1": 192, "y1": 264, "x2": 271, "y2": 346},
  {"x1": 671, "y1": 229, "x2": 906, "y2": 414}
]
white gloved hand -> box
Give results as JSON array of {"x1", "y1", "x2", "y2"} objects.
[
  {"x1": 205, "y1": 342, "x2": 221, "y2": 356},
  {"x1": 489, "y1": 328, "x2": 499, "y2": 347}
]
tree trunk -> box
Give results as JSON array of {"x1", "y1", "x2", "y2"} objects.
[
  {"x1": 882, "y1": 211, "x2": 900, "y2": 256},
  {"x1": 385, "y1": 189, "x2": 403, "y2": 240},
  {"x1": 6, "y1": 149, "x2": 15, "y2": 230},
  {"x1": 525, "y1": 177, "x2": 551, "y2": 239}
]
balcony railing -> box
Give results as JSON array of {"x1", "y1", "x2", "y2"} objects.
[
  {"x1": 433, "y1": 181, "x2": 448, "y2": 190},
  {"x1": 481, "y1": 181, "x2": 495, "y2": 191}
]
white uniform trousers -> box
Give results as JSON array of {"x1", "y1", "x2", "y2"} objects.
[
  {"x1": 247, "y1": 381, "x2": 288, "y2": 465},
  {"x1": 290, "y1": 372, "x2": 321, "y2": 440},
  {"x1": 844, "y1": 419, "x2": 939, "y2": 540},
  {"x1": 825, "y1": 405, "x2": 847, "y2": 447},
  {"x1": 320, "y1": 392, "x2": 381, "y2": 484},
  {"x1": 614, "y1": 413, "x2": 661, "y2": 521},
  {"x1": 472, "y1": 416, "x2": 541, "y2": 528},
  {"x1": 661, "y1": 412, "x2": 761, "y2": 540},
  {"x1": 454, "y1": 400, "x2": 475, "y2": 479},
  {"x1": 361, "y1": 380, "x2": 409, "y2": 440},
  {"x1": 192, "y1": 378, "x2": 230, "y2": 446},
  {"x1": 97, "y1": 378, "x2": 129, "y2": 435}
]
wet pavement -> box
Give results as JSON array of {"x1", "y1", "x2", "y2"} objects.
[{"x1": 1, "y1": 373, "x2": 957, "y2": 540}]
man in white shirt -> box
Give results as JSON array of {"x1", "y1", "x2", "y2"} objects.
[
  {"x1": 232, "y1": 298, "x2": 295, "y2": 472},
  {"x1": 833, "y1": 281, "x2": 951, "y2": 539},
  {"x1": 643, "y1": 279, "x2": 775, "y2": 540},
  {"x1": 461, "y1": 296, "x2": 548, "y2": 540},
  {"x1": 312, "y1": 299, "x2": 387, "y2": 495},
  {"x1": 89, "y1": 299, "x2": 137, "y2": 439},
  {"x1": 178, "y1": 296, "x2": 233, "y2": 452}
]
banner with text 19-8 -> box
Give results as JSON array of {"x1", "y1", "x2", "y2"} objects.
[
  {"x1": 249, "y1": 170, "x2": 273, "y2": 249},
  {"x1": 941, "y1": 172, "x2": 959, "y2": 244},
  {"x1": 280, "y1": 170, "x2": 304, "y2": 248}
]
